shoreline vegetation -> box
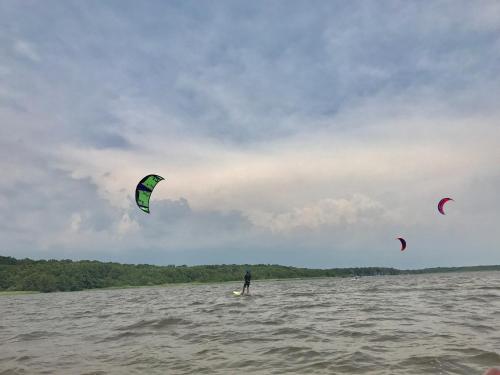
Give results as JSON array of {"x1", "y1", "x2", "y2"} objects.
[{"x1": 1, "y1": 255, "x2": 499, "y2": 294}]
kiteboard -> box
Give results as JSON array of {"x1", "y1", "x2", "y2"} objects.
[{"x1": 233, "y1": 291, "x2": 242, "y2": 296}]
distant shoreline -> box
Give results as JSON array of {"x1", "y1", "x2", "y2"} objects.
[
  {"x1": 1, "y1": 255, "x2": 499, "y2": 294},
  {"x1": 1, "y1": 270, "x2": 499, "y2": 297}
]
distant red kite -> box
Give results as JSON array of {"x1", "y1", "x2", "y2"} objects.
[
  {"x1": 397, "y1": 237, "x2": 407, "y2": 251},
  {"x1": 438, "y1": 198, "x2": 454, "y2": 215}
]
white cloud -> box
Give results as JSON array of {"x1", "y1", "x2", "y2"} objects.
[
  {"x1": 248, "y1": 194, "x2": 387, "y2": 233},
  {"x1": 70, "y1": 213, "x2": 82, "y2": 232},
  {"x1": 13, "y1": 40, "x2": 40, "y2": 62}
]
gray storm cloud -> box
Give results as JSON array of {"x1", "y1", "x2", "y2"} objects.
[{"x1": 1, "y1": 1, "x2": 499, "y2": 267}]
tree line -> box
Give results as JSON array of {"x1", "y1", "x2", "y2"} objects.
[{"x1": 0, "y1": 255, "x2": 498, "y2": 293}]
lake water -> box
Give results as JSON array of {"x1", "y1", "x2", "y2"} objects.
[{"x1": 1, "y1": 272, "x2": 500, "y2": 374}]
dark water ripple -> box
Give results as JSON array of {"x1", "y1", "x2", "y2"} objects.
[{"x1": 1, "y1": 272, "x2": 500, "y2": 374}]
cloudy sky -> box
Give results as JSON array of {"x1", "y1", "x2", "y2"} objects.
[{"x1": 1, "y1": 1, "x2": 499, "y2": 268}]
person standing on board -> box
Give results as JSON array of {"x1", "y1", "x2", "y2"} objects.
[{"x1": 241, "y1": 270, "x2": 251, "y2": 295}]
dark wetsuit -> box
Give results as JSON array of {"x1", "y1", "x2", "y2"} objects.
[{"x1": 244, "y1": 272, "x2": 251, "y2": 287}]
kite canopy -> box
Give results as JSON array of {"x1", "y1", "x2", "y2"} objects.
[
  {"x1": 135, "y1": 174, "x2": 164, "y2": 213},
  {"x1": 397, "y1": 237, "x2": 407, "y2": 251},
  {"x1": 438, "y1": 197, "x2": 454, "y2": 215}
]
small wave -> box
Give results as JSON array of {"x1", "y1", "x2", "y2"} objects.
[
  {"x1": 261, "y1": 318, "x2": 286, "y2": 326},
  {"x1": 105, "y1": 330, "x2": 143, "y2": 341},
  {"x1": 467, "y1": 295, "x2": 490, "y2": 303},
  {"x1": 341, "y1": 321, "x2": 376, "y2": 329},
  {"x1": 295, "y1": 360, "x2": 333, "y2": 371},
  {"x1": 271, "y1": 327, "x2": 312, "y2": 338},
  {"x1": 334, "y1": 329, "x2": 371, "y2": 338},
  {"x1": 153, "y1": 317, "x2": 189, "y2": 329},
  {"x1": 468, "y1": 349, "x2": 500, "y2": 363},
  {"x1": 195, "y1": 348, "x2": 223, "y2": 356},
  {"x1": 262, "y1": 346, "x2": 323, "y2": 362},
  {"x1": 16, "y1": 355, "x2": 32, "y2": 362},
  {"x1": 10, "y1": 330, "x2": 58, "y2": 342},
  {"x1": 115, "y1": 317, "x2": 189, "y2": 331},
  {"x1": 335, "y1": 350, "x2": 380, "y2": 366},
  {"x1": 475, "y1": 292, "x2": 500, "y2": 298},
  {"x1": 200, "y1": 306, "x2": 223, "y2": 313},
  {"x1": 115, "y1": 319, "x2": 153, "y2": 330},
  {"x1": 288, "y1": 292, "x2": 316, "y2": 297},
  {"x1": 462, "y1": 322, "x2": 495, "y2": 333},
  {"x1": 369, "y1": 334, "x2": 404, "y2": 342},
  {"x1": 398, "y1": 354, "x2": 476, "y2": 374},
  {"x1": 286, "y1": 302, "x2": 333, "y2": 310},
  {"x1": 0, "y1": 367, "x2": 26, "y2": 375}
]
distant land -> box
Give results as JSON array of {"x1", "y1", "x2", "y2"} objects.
[{"x1": 1, "y1": 255, "x2": 499, "y2": 293}]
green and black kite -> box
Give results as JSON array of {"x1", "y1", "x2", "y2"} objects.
[{"x1": 135, "y1": 174, "x2": 164, "y2": 213}]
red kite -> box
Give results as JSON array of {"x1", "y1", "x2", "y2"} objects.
[{"x1": 438, "y1": 198, "x2": 454, "y2": 215}]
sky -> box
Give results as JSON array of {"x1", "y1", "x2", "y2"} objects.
[{"x1": 1, "y1": 1, "x2": 499, "y2": 268}]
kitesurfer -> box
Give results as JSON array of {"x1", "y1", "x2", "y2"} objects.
[{"x1": 241, "y1": 270, "x2": 251, "y2": 295}]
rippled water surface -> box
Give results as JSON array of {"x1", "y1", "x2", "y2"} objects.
[{"x1": 1, "y1": 272, "x2": 500, "y2": 374}]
